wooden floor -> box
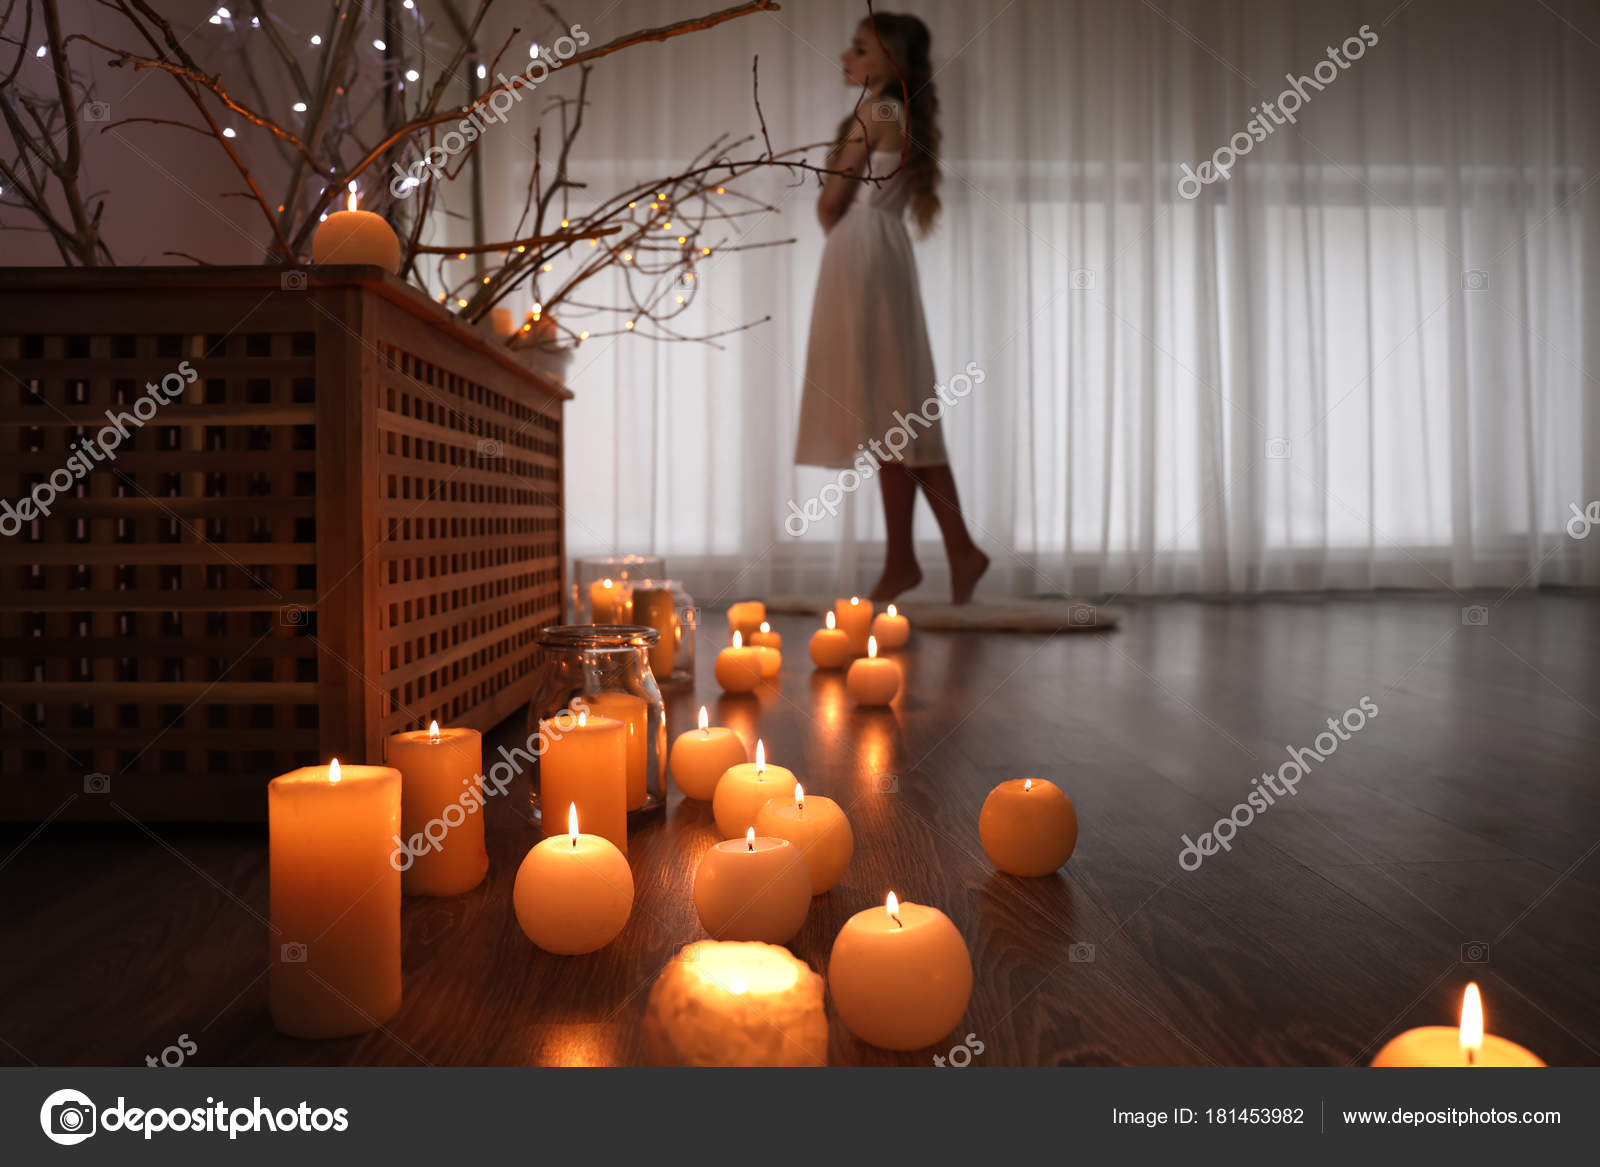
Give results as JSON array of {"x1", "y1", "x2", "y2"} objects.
[{"x1": 2, "y1": 592, "x2": 1597, "y2": 1067}]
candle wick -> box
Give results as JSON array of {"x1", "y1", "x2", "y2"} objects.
[
  {"x1": 1466, "y1": 1047, "x2": 1475, "y2": 1066},
  {"x1": 891, "y1": 913, "x2": 902, "y2": 928}
]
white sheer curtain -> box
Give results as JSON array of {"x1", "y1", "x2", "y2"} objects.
[{"x1": 480, "y1": 0, "x2": 1600, "y2": 600}]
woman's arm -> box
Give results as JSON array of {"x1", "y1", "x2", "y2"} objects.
[{"x1": 816, "y1": 110, "x2": 877, "y2": 232}]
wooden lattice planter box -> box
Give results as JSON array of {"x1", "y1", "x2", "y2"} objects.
[{"x1": 0, "y1": 266, "x2": 568, "y2": 821}]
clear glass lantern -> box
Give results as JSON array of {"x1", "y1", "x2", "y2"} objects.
[
  {"x1": 626, "y1": 578, "x2": 697, "y2": 688},
  {"x1": 525, "y1": 625, "x2": 667, "y2": 825},
  {"x1": 570, "y1": 554, "x2": 666, "y2": 624}
]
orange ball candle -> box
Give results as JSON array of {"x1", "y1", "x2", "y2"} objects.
[
  {"x1": 512, "y1": 804, "x2": 634, "y2": 955},
  {"x1": 828, "y1": 891, "x2": 972, "y2": 1051},
  {"x1": 1371, "y1": 983, "x2": 1545, "y2": 1067},
  {"x1": 753, "y1": 783, "x2": 853, "y2": 895},
  {"x1": 870, "y1": 603, "x2": 910, "y2": 649},
  {"x1": 669, "y1": 705, "x2": 748, "y2": 801},
  {"x1": 712, "y1": 739, "x2": 798, "y2": 839},
  {"x1": 979, "y1": 778, "x2": 1079, "y2": 877},
  {"x1": 809, "y1": 610, "x2": 853, "y2": 669},
  {"x1": 845, "y1": 636, "x2": 900, "y2": 706},
  {"x1": 311, "y1": 187, "x2": 402, "y2": 272},
  {"x1": 715, "y1": 630, "x2": 764, "y2": 693},
  {"x1": 693, "y1": 828, "x2": 812, "y2": 944}
]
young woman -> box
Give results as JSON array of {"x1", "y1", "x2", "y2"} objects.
[{"x1": 793, "y1": 12, "x2": 989, "y2": 604}]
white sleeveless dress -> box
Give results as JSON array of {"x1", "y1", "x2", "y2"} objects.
[{"x1": 794, "y1": 146, "x2": 947, "y2": 469}]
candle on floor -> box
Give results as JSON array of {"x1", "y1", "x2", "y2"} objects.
[
  {"x1": 809, "y1": 610, "x2": 854, "y2": 669},
  {"x1": 870, "y1": 603, "x2": 910, "y2": 649},
  {"x1": 642, "y1": 940, "x2": 827, "y2": 1066},
  {"x1": 828, "y1": 891, "x2": 973, "y2": 1051},
  {"x1": 385, "y1": 721, "x2": 488, "y2": 896},
  {"x1": 979, "y1": 777, "x2": 1078, "y2": 877},
  {"x1": 834, "y1": 595, "x2": 874, "y2": 655},
  {"x1": 631, "y1": 587, "x2": 678, "y2": 680},
  {"x1": 753, "y1": 783, "x2": 854, "y2": 895},
  {"x1": 727, "y1": 600, "x2": 766, "y2": 642},
  {"x1": 513, "y1": 804, "x2": 634, "y2": 955},
  {"x1": 311, "y1": 187, "x2": 402, "y2": 272},
  {"x1": 846, "y1": 636, "x2": 901, "y2": 706},
  {"x1": 269, "y1": 759, "x2": 402, "y2": 1038},
  {"x1": 693, "y1": 827, "x2": 812, "y2": 944},
  {"x1": 580, "y1": 692, "x2": 649, "y2": 810},
  {"x1": 1371, "y1": 983, "x2": 1545, "y2": 1067},
  {"x1": 537, "y1": 710, "x2": 628, "y2": 854},
  {"x1": 669, "y1": 706, "x2": 748, "y2": 801},
  {"x1": 752, "y1": 621, "x2": 782, "y2": 651},
  {"x1": 712, "y1": 739, "x2": 799, "y2": 839},
  {"x1": 714, "y1": 630, "x2": 764, "y2": 693},
  {"x1": 588, "y1": 577, "x2": 627, "y2": 623},
  {"x1": 751, "y1": 642, "x2": 782, "y2": 679}
]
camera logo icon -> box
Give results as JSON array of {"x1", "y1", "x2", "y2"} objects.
[
  {"x1": 873, "y1": 772, "x2": 899, "y2": 794},
  {"x1": 280, "y1": 941, "x2": 308, "y2": 963},
  {"x1": 1461, "y1": 605, "x2": 1489, "y2": 627},
  {"x1": 476, "y1": 437, "x2": 505, "y2": 458},
  {"x1": 1462, "y1": 269, "x2": 1489, "y2": 291},
  {"x1": 1068, "y1": 603, "x2": 1095, "y2": 627},
  {"x1": 870, "y1": 101, "x2": 900, "y2": 123},
  {"x1": 1069, "y1": 268, "x2": 1096, "y2": 291},
  {"x1": 40, "y1": 1088, "x2": 97, "y2": 1145},
  {"x1": 1069, "y1": 941, "x2": 1096, "y2": 963},
  {"x1": 1460, "y1": 940, "x2": 1490, "y2": 963},
  {"x1": 82, "y1": 101, "x2": 111, "y2": 123},
  {"x1": 280, "y1": 270, "x2": 308, "y2": 291},
  {"x1": 279, "y1": 603, "x2": 309, "y2": 627},
  {"x1": 83, "y1": 772, "x2": 110, "y2": 794},
  {"x1": 1264, "y1": 437, "x2": 1292, "y2": 460}
]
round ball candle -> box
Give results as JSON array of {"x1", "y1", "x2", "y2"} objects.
[
  {"x1": 513, "y1": 804, "x2": 634, "y2": 954},
  {"x1": 752, "y1": 645, "x2": 782, "y2": 679},
  {"x1": 809, "y1": 610, "x2": 854, "y2": 669},
  {"x1": 715, "y1": 630, "x2": 764, "y2": 693},
  {"x1": 828, "y1": 891, "x2": 973, "y2": 1051},
  {"x1": 751, "y1": 621, "x2": 782, "y2": 651},
  {"x1": 587, "y1": 577, "x2": 627, "y2": 623},
  {"x1": 834, "y1": 595, "x2": 874, "y2": 654},
  {"x1": 727, "y1": 600, "x2": 766, "y2": 642},
  {"x1": 385, "y1": 721, "x2": 488, "y2": 896},
  {"x1": 581, "y1": 691, "x2": 649, "y2": 810},
  {"x1": 979, "y1": 777, "x2": 1079, "y2": 877},
  {"x1": 753, "y1": 784, "x2": 854, "y2": 895},
  {"x1": 537, "y1": 710, "x2": 628, "y2": 854},
  {"x1": 642, "y1": 941, "x2": 827, "y2": 1066},
  {"x1": 670, "y1": 706, "x2": 748, "y2": 801},
  {"x1": 712, "y1": 739, "x2": 798, "y2": 839},
  {"x1": 268, "y1": 759, "x2": 402, "y2": 1039},
  {"x1": 870, "y1": 603, "x2": 910, "y2": 649},
  {"x1": 693, "y1": 827, "x2": 812, "y2": 944},
  {"x1": 846, "y1": 636, "x2": 901, "y2": 706},
  {"x1": 311, "y1": 188, "x2": 402, "y2": 272},
  {"x1": 1371, "y1": 983, "x2": 1545, "y2": 1067}
]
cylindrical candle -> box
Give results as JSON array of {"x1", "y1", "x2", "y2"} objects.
[
  {"x1": 538, "y1": 711, "x2": 628, "y2": 854},
  {"x1": 269, "y1": 760, "x2": 402, "y2": 1039},
  {"x1": 588, "y1": 577, "x2": 627, "y2": 623},
  {"x1": 642, "y1": 941, "x2": 827, "y2": 1066},
  {"x1": 870, "y1": 603, "x2": 910, "y2": 649},
  {"x1": 581, "y1": 691, "x2": 649, "y2": 810},
  {"x1": 834, "y1": 596, "x2": 873, "y2": 654},
  {"x1": 513, "y1": 805, "x2": 634, "y2": 955},
  {"x1": 1371, "y1": 984, "x2": 1545, "y2": 1066},
  {"x1": 670, "y1": 706, "x2": 748, "y2": 801},
  {"x1": 846, "y1": 636, "x2": 901, "y2": 706},
  {"x1": 712, "y1": 740, "x2": 798, "y2": 839},
  {"x1": 727, "y1": 600, "x2": 766, "y2": 642},
  {"x1": 693, "y1": 828, "x2": 812, "y2": 944},
  {"x1": 828, "y1": 892, "x2": 972, "y2": 1051},
  {"x1": 632, "y1": 587, "x2": 678, "y2": 680},
  {"x1": 311, "y1": 189, "x2": 402, "y2": 271},
  {"x1": 979, "y1": 778, "x2": 1078, "y2": 877},
  {"x1": 715, "y1": 631, "x2": 764, "y2": 693},
  {"x1": 809, "y1": 610, "x2": 854, "y2": 669},
  {"x1": 385, "y1": 721, "x2": 488, "y2": 896},
  {"x1": 753, "y1": 784, "x2": 853, "y2": 894}
]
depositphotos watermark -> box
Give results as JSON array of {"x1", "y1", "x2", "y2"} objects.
[
  {"x1": 1177, "y1": 696, "x2": 1379, "y2": 870},
  {"x1": 390, "y1": 26, "x2": 591, "y2": 198},
  {"x1": 1, "y1": 360, "x2": 198, "y2": 537},
  {"x1": 1178, "y1": 24, "x2": 1378, "y2": 199},
  {"x1": 40, "y1": 1088, "x2": 348, "y2": 1144},
  {"x1": 784, "y1": 361, "x2": 986, "y2": 536}
]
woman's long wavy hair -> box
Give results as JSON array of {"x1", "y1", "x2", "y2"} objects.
[{"x1": 831, "y1": 12, "x2": 941, "y2": 236}]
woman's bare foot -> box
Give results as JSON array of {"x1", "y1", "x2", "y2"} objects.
[
  {"x1": 949, "y1": 547, "x2": 989, "y2": 605},
  {"x1": 870, "y1": 562, "x2": 923, "y2": 603}
]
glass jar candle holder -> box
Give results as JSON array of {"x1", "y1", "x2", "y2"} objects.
[
  {"x1": 571, "y1": 554, "x2": 666, "y2": 624},
  {"x1": 626, "y1": 578, "x2": 698, "y2": 689},
  {"x1": 526, "y1": 625, "x2": 667, "y2": 826}
]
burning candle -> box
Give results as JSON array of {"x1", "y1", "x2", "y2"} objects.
[
  {"x1": 1370, "y1": 983, "x2": 1545, "y2": 1066},
  {"x1": 581, "y1": 691, "x2": 649, "y2": 810},
  {"x1": 669, "y1": 706, "x2": 748, "y2": 801},
  {"x1": 692, "y1": 827, "x2": 812, "y2": 944},
  {"x1": 828, "y1": 891, "x2": 973, "y2": 1051},
  {"x1": 979, "y1": 777, "x2": 1078, "y2": 877},
  {"x1": 727, "y1": 600, "x2": 766, "y2": 642},
  {"x1": 712, "y1": 739, "x2": 798, "y2": 840},
  {"x1": 385, "y1": 720, "x2": 488, "y2": 896},
  {"x1": 268, "y1": 759, "x2": 402, "y2": 1038},
  {"x1": 751, "y1": 643, "x2": 782, "y2": 679},
  {"x1": 870, "y1": 603, "x2": 910, "y2": 649},
  {"x1": 512, "y1": 804, "x2": 634, "y2": 955},
  {"x1": 311, "y1": 186, "x2": 402, "y2": 272},
  {"x1": 809, "y1": 610, "x2": 854, "y2": 669},
  {"x1": 714, "y1": 630, "x2": 763, "y2": 694},
  {"x1": 833, "y1": 596, "x2": 874, "y2": 655},
  {"x1": 642, "y1": 940, "x2": 827, "y2": 1066},
  {"x1": 588, "y1": 577, "x2": 627, "y2": 623},
  {"x1": 846, "y1": 636, "x2": 900, "y2": 706},
  {"x1": 753, "y1": 783, "x2": 854, "y2": 895},
  {"x1": 751, "y1": 621, "x2": 782, "y2": 651},
  {"x1": 537, "y1": 710, "x2": 628, "y2": 854}
]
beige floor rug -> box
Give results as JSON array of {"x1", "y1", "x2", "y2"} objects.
[{"x1": 761, "y1": 595, "x2": 1118, "y2": 632}]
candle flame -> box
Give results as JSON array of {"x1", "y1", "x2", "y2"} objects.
[
  {"x1": 428, "y1": 719, "x2": 441, "y2": 743},
  {"x1": 732, "y1": 630, "x2": 743, "y2": 648},
  {"x1": 729, "y1": 977, "x2": 748, "y2": 994},
  {"x1": 746, "y1": 826, "x2": 756, "y2": 851},
  {"x1": 867, "y1": 635, "x2": 879, "y2": 658},
  {"x1": 885, "y1": 890, "x2": 901, "y2": 925},
  {"x1": 577, "y1": 710, "x2": 587, "y2": 728},
  {"x1": 755, "y1": 739, "x2": 765, "y2": 772},
  {"x1": 1460, "y1": 983, "x2": 1484, "y2": 1061},
  {"x1": 328, "y1": 757, "x2": 341, "y2": 784},
  {"x1": 795, "y1": 783, "x2": 805, "y2": 810},
  {"x1": 568, "y1": 802, "x2": 579, "y2": 846},
  {"x1": 602, "y1": 577, "x2": 614, "y2": 589},
  {"x1": 850, "y1": 596, "x2": 860, "y2": 606},
  {"x1": 346, "y1": 188, "x2": 358, "y2": 213},
  {"x1": 826, "y1": 610, "x2": 836, "y2": 630},
  {"x1": 1024, "y1": 778, "x2": 1033, "y2": 792},
  {"x1": 887, "y1": 603, "x2": 897, "y2": 617},
  {"x1": 697, "y1": 705, "x2": 709, "y2": 732},
  {"x1": 760, "y1": 621, "x2": 771, "y2": 633}
]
